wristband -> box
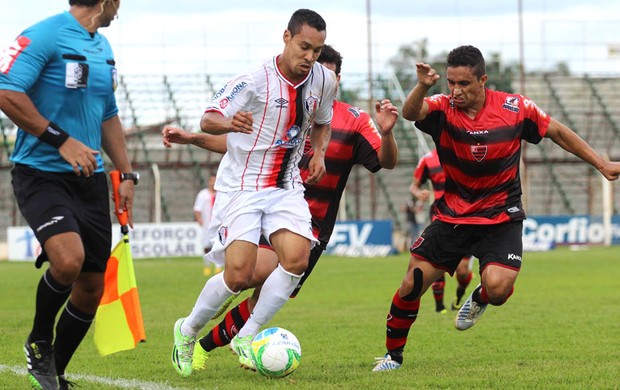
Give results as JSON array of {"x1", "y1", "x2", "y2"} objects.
[{"x1": 39, "y1": 122, "x2": 70, "y2": 148}]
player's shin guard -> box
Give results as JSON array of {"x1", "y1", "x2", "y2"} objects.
[
  {"x1": 239, "y1": 264, "x2": 302, "y2": 337},
  {"x1": 456, "y1": 271, "x2": 474, "y2": 303},
  {"x1": 185, "y1": 272, "x2": 237, "y2": 336},
  {"x1": 431, "y1": 276, "x2": 446, "y2": 311},
  {"x1": 54, "y1": 300, "x2": 95, "y2": 376},
  {"x1": 31, "y1": 269, "x2": 72, "y2": 343},
  {"x1": 385, "y1": 290, "x2": 420, "y2": 364},
  {"x1": 199, "y1": 298, "x2": 251, "y2": 352}
]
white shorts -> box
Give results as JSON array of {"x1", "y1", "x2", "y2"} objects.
[
  {"x1": 204, "y1": 187, "x2": 316, "y2": 266},
  {"x1": 200, "y1": 226, "x2": 212, "y2": 249}
]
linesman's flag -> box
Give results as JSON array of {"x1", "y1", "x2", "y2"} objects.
[{"x1": 94, "y1": 170, "x2": 145, "y2": 355}]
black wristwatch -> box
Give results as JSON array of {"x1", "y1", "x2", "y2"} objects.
[{"x1": 121, "y1": 172, "x2": 140, "y2": 185}]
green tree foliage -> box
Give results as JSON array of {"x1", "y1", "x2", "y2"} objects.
[{"x1": 389, "y1": 39, "x2": 517, "y2": 94}]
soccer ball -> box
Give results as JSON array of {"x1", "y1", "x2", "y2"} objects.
[{"x1": 250, "y1": 327, "x2": 302, "y2": 378}]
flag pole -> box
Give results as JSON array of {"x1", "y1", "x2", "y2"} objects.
[{"x1": 93, "y1": 171, "x2": 145, "y2": 355}]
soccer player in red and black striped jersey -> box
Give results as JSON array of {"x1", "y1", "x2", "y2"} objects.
[
  {"x1": 373, "y1": 45, "x2": 620, "y2": 372},
  {"x1": 162, "y1": 45, "x2": 400, "y2": 372},
  {"x1": 410, "y1": 148, "x2": 474, "y2": 314}
]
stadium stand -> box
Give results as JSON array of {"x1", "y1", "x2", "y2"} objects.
[{"x1": 0, "y1": 73, "x2": 619, "y2": 242}]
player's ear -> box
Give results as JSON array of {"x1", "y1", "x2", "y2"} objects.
[
  {"x1": 479, "y1": 74, "x2": 488, "y2": 88},
  {"x1": 283, "y1": 29, "x2": 291, "y2": 45}
]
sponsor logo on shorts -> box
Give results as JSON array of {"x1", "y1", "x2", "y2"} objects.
[
  {"x1": 507, "y1": 253, "x2": 522, "y2": 262},
  {"x1": 411, "y1": 236, "x2": 424, "y2": 250},
  {"x1": 36, "y1": 216, "x2": 64, "y2": 232},
  {"x1": 507, "y1": 206, "x2": 520, "y2": 213},
  {"x1": 218, "y1": 226, "x2": 228, "y2": 245}
]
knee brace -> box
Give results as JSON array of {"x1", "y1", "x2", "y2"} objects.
[{"x1": 402, "y1": 268, "x2": 423, "y2": 301}]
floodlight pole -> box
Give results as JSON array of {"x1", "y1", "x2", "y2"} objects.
[
  {"x1": 366, "y1": 0, "x2": 377, "y2": 220},
  {"x1": 518, "y1": 0, "x2": 530, "y2": 212}
]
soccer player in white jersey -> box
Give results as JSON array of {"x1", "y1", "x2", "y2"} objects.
[{"x1": 171, "y1": 8, "x2": 338, "y2": 376}]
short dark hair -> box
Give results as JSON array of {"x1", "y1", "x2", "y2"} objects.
[
  {"x1": 317, "y1": 44, "x2": 342, "y2": 76},
  {"x1": 69, "y1": 0, "x2": 100, "y2": 6},
  {"x1": 446, "y1": 45, "x2": 486, "y2": 79},
  {"x1": 287, "y1": 9, "x2": 326, "y2": 37}
]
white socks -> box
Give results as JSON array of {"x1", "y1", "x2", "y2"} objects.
[
  {"x1": 183, "y1": 272, "x2": 236, "y2": 336},
  {"x1": 237, "y1": 264, "x2": 302, "y2": 338}
]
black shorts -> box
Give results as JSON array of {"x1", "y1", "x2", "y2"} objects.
[
  {"x1": 410, "y1": 220, "x2": 523, "y2": 275},
  {"x1": 258, "y1": 235, "x2": 325, "y2": 297},
  {"x1": 12, "y1": 164, "x2": 112, "y2": 272}
]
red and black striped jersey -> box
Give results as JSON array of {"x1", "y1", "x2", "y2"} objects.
[
  {"x1": 415, "y1": 89, "x2": 550, "y2": 225},
  {"x1": 300, "y1": 100, "x2": 382, "y2": 246},
  {"x1": 413, "y1": 148, "x2": 445, "y2": 203}
]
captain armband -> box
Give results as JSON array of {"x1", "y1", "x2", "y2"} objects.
[{"x1": 39, "y1": 122, "x2": 70, "y2": 148}]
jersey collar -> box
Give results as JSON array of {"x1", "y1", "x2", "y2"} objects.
[{"x1": 273, "y1": 55, "x2": 312, "y2": 89}]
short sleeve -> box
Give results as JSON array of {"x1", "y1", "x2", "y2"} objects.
[
  {"x1": 205, "y1": 74, "x2": 254, "y2": 117},
  {"x1": 0, "y1": 27, "x2": 56, "y2": 92}
]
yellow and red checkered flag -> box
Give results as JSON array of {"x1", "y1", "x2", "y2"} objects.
[{"x1": 94, "y1": 171, "x2": 145, "y2": 355}]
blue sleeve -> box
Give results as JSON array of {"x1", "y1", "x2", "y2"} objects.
[
  {"x1": 102, "y1": 39, "x2": 118, "y2": 120},
  {"x1": 0, "y1": 25, "x2": 56, "y2": 92}
]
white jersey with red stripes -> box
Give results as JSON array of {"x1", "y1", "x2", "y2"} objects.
[{"x1": 205, "y1": 55, "x2": 338, "y2": 192}]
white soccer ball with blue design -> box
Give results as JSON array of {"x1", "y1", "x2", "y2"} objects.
[{"x1": 250, "y1": 327, "x2": 301, "y2": 378}]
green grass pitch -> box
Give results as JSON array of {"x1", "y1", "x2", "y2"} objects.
[{"x1": 1, "y1": 246, "x2": 619, "y2": 389}]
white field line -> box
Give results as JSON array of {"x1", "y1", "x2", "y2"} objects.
[{"x1": 0, "y1": 364, "x2": 188, "y2": 390}]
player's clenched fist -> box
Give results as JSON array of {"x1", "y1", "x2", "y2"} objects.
[{"x1": 230, "y1": 111, "x2": 253, "y2": 134}]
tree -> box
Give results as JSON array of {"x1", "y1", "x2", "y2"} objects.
[{"x1": 389, "y1": 41, "x2": 517, "y2": 94}]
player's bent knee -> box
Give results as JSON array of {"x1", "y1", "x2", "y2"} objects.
[
  {"x1": 279, "y1": 256, "x2": 308, "y2": 276},
  {"x1": 224, "y1": 273, "x2": 253, "y2": 292},
  {"x1": 50, "y1": 263, "x2": 82, "y2": 285}
]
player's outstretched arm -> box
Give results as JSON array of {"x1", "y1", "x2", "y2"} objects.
[
  {"x1": 545, "y1": 118, "x2": 620, "y2": 181},
  {"x1": 162, "y1": 125, "x2": 227, "y2": 154}
]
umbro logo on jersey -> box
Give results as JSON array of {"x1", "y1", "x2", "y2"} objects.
[
  {"x1": 471, "y1": 145, "x2": 487, "y2": 162},
  {"x1": 275, "y1": 98, "x2": 288, "y2": 108}
]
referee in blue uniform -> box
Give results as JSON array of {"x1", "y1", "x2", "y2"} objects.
[{"x1": 0, "y1": 1, "x2": 136, "y2": 389}]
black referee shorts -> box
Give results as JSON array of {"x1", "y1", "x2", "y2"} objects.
[
  {"x1": 410, "y1": 219, "x2": 523, "y2": 275},
  {"x1": 12, "y1": 164, "x2": 112, "y2": 272}
]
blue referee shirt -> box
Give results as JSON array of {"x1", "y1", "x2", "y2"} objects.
[{"x1": 0, "y1": 11, "x2": 119, "y2": 173}]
